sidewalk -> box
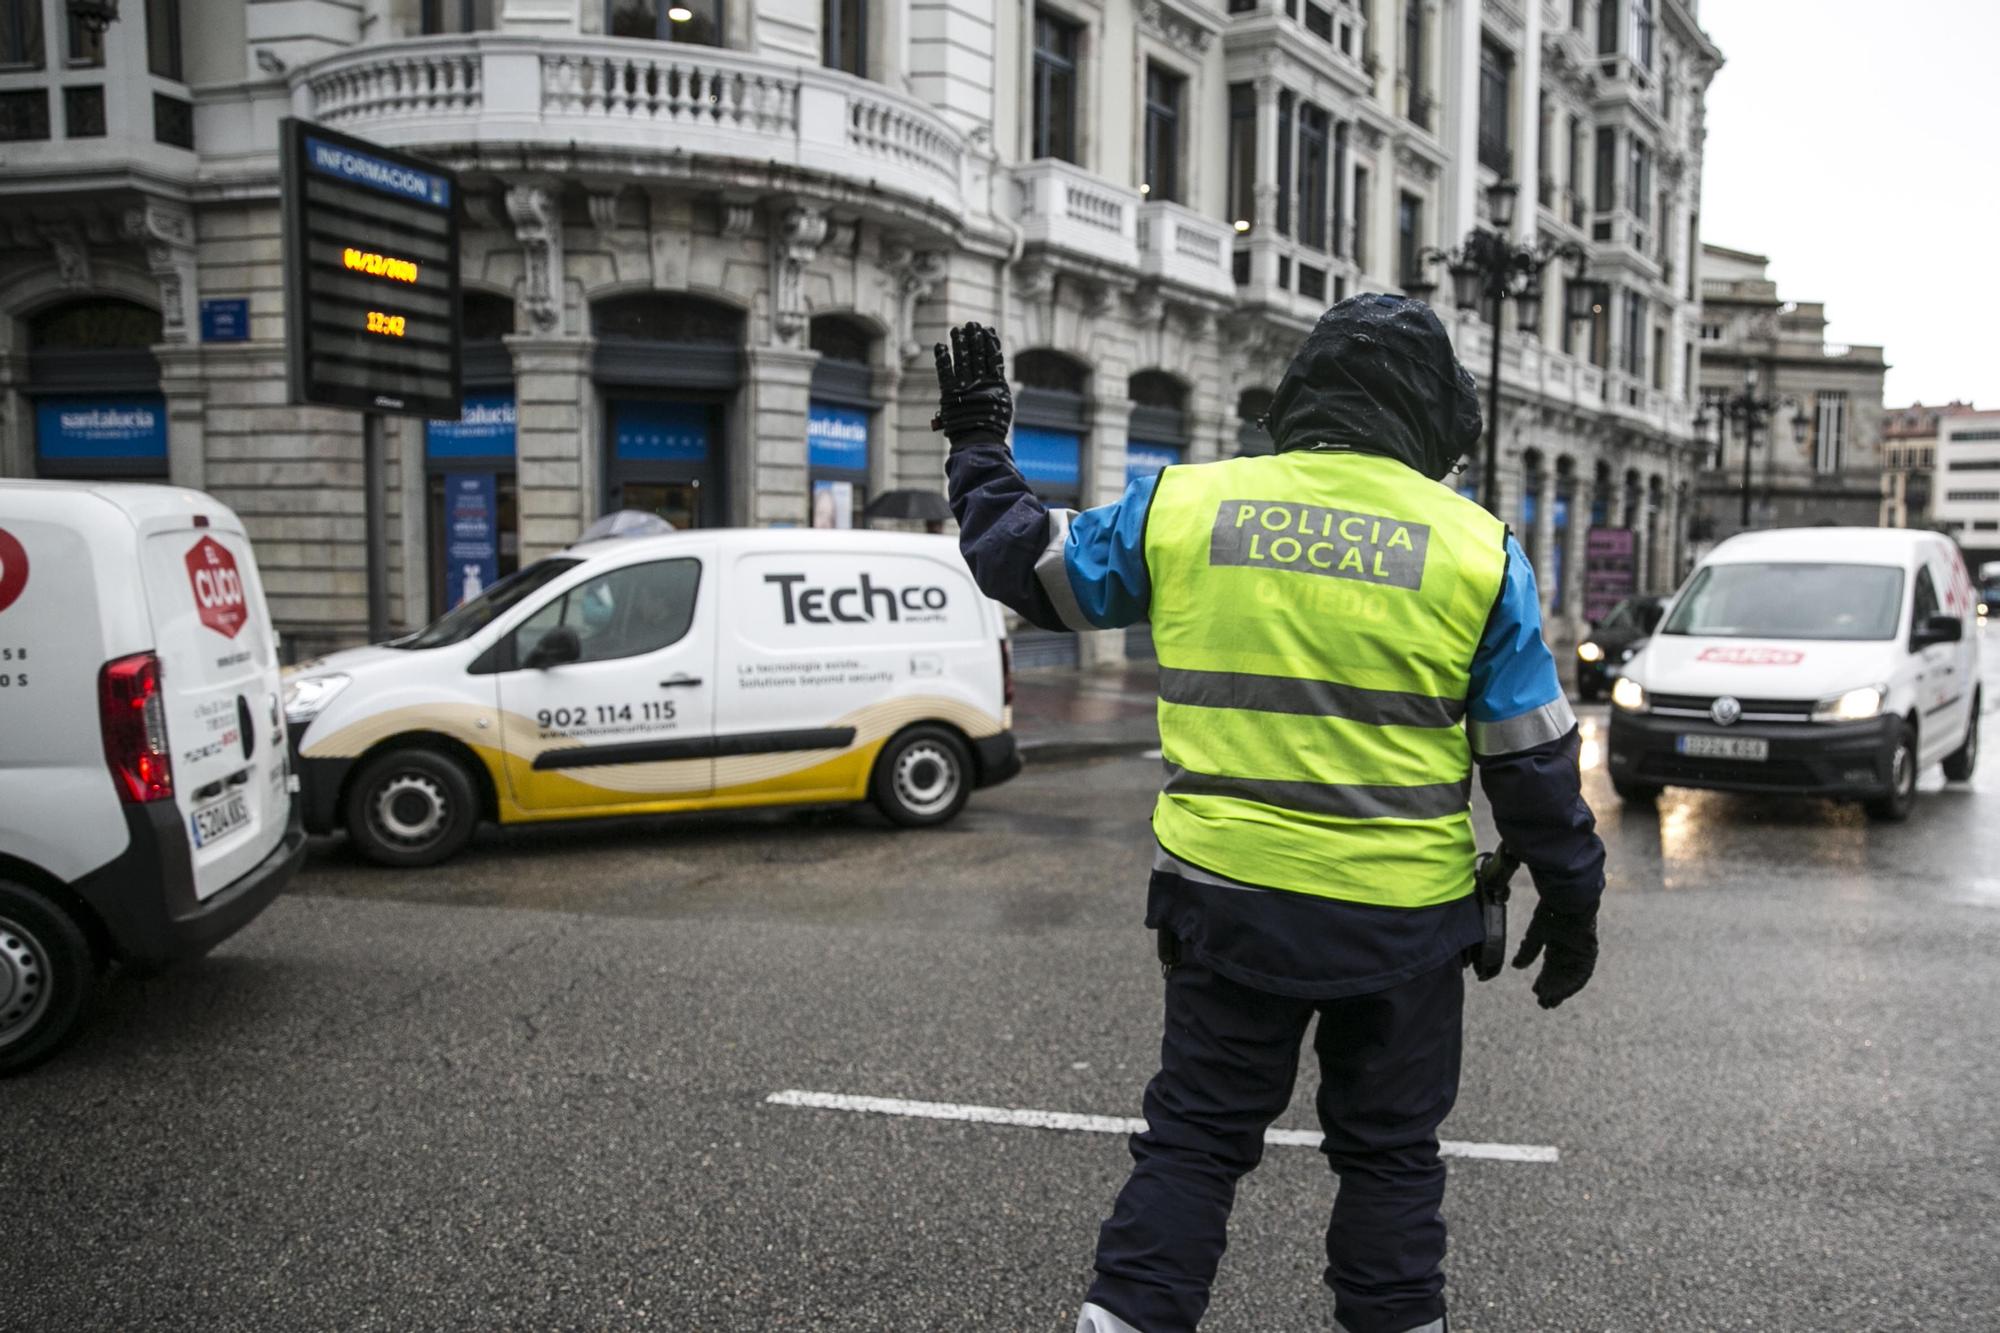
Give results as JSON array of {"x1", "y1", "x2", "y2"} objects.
[{"x1": 1012, "y1": 662, "x2": 1162, "y2": 762}]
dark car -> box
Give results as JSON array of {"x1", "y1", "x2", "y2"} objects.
[{"x1": 1574, "y1": 595, "x2": 1666, "y2": 701}]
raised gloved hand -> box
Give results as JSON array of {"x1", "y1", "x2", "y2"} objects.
[
  {"x1": 931, "y1": 322, "x2": 1013, "y2": 450},
  {"x1": 1511, "y1": 901, "x2": 1598, "y2": 1009}
]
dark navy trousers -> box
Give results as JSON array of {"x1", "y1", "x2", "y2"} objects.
[{"x1": 1087, "y1": 955, "x2": 1465, "y2": 1333}]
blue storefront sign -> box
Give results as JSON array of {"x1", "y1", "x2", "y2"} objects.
[
  {"x1": 427, "y1": 395, "x2": 518, "y2": 459},
  {"x1": 443, "y1": 472, "x2": 499, "y2": 610},
  {"x1": 1126, "y1": 441, "x2": 1180, "y2": 483},
  {"x1": 614, "y1": 401, "x2": 711, "y2": 462},
  {"x1": 1013, "y1": 427, "x2": 1082, "y2": 489},
  {"x1": 807, "y1": 401, "x2": 870, "y2": 472},
  {"x1": 199, "y1": 298, "x2": 249, "y2": 344},
  {"x1": 35, "y1": 396, "x2": 168, "y2": 461}
]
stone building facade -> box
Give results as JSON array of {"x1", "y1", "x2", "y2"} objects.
[
  {"x1": 1879, "y1": 400, "x2": 1975, "y2": 531},
  {"x1": 0, "y1": 0, "x2": 1719, "y2": 662},
  {"x1": 1692, "y1": 242, "x2": 1888, "y2": 555}
]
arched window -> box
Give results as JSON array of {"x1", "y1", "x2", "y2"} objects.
[
  {"x1": 424, "y1": 291, "x2": 520, "y2": 617},
  {"x1": 807, "y1": 314, "x2": 880, "y2": 528},
  {"x1": 1128, "y1": 371, "x2": 1190, "y2": 481},
  {"x1": 27, "y1": 299, "x2": 166, "y2": 480},
  {"x1": 593, "y1": 293, "x2": 744, "y2": 344},
  {"x1": 1012, "y1": 349, "x2": 1089, "y2": 507}
]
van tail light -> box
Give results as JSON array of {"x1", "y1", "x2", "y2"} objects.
[
  {"x1": 1000, "y1": 638, "x2": 1015, "y2": 708},
  {"x1": 100, "y1": 652, "x2": 174, "y2": 803}
]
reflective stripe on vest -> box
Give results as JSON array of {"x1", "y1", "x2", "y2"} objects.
[{"x1": 1143, "y1": 451, "x2": 1508, "y2": 909}]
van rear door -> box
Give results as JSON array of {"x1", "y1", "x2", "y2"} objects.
[{"x1": 137, "y1": 518, "x2": 290, "y2": 901}]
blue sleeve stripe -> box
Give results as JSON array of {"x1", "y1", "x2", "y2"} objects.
[
  {"x1": 1061, "y1": 472, "x2": 1159, "y2": 630},
  {"x1": 1467, "y1": 535, "x2": 1566, "y2": 728}
]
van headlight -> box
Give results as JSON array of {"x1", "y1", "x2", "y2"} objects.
[
  {"x1": 1611, "y1": 677, "x2": 1647, "y2": 712},
  {"x1": 284, "y1": 673, "x2": 351, "y2": 724},
  {"x1": 1812, "y1": 685, "x2": 1884, "y2": 724},
  {"x1": 1577, "y1": 641, "x2": 1605, "y2": 663}
]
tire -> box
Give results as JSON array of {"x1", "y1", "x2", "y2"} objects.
[
  {"x1": 345, "y1": 747, "x2": 480, "y2": 867},
  {"x1": 1612, "y1": 778, "x2": 1661, "y2": 804},
  {"x1": 870, "y1": 726, "x2": 973, "y2": 828},
  {"x1": 1864, "y1": 721, "x2": 1920, "y2": 823},
  {"x1": 1943, "y1": 693, "x2": 1980, "y2": 782},
  {"x1": 0, "y1": 880, "x2": 97, "y2": 1077}
]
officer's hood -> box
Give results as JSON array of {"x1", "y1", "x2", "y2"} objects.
[{"x1": 1265, "y1": 293, "x2": 1482, "y2": 482}]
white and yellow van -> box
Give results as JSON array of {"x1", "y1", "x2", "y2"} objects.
[{"x1": 284, "y1": 529, "x2": 1020, "y2": 865}]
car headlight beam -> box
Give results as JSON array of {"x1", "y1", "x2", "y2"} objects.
[
  {"x1": 1611, "y1": 677, "x2": 1646, "y2": 712},
  {"x1": 1577, "y1": 641, "x2": 1605, "y2": 663},
  {"x1": 1812, "y1": 685, "x2": 1885, "y2": 724},
  {"x1": 283, "y1": 673, "x2": 351, "y2": 724}
]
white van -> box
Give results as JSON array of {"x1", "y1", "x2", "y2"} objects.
[
  {"x1": 1607, "y1": 527, "x2": 1980, "y2": 820},
  {"x1": 284, "y1": 528, "x2": 1020, "y2": 865},
  {"x1": 0, "y1": 482, "x2": 304, "y2": 1073}
]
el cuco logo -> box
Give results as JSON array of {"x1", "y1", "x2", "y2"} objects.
[
  {"x1": 186, "y1": 535, "x2": 248, "y2": 638},
  {"x1": 0, "y1": 526, "x2": 28, "y2": 614}
]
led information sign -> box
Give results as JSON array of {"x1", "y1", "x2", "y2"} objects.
[{"x1": 280, "y1": 118, "x2": 462, "y2": 419}]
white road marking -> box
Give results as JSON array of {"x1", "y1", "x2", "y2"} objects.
[{"x1": 765, "y1": 1090, "x2": 1559, "y2": 1163}]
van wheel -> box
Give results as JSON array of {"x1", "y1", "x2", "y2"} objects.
[
  {"x1": 346, "y1": 748, "x2": 479, "y2": 867},
  {"x1": 1612, "y1": 779, "x2": 1661, "y2": 805},
  {"x1": 1864, "y1": 722, "x2": 1920, "y2": 822},
  {"x1": 1943, "y1": 693, "x2": 1979, "y2": 782},
  {"x1": 871, "y1": 726, "x2": 972, "y2": 827},
  {"x1": 0, "y1": 880, "x2": 96, "y2": 1077}
]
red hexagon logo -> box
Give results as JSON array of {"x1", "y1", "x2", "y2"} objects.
[
  {"x1": 185, "y1": 535, "x2": 248, "y2": 638},
  {"x1": 0, "y1": 526, "x2": 27, "y2": 615}
]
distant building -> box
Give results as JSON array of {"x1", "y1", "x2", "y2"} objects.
[
  {"x1": 1932, "y1": 410, "x2": 2000, "y2": 568},
  {"x1": 1693, "y1": 243, "x2": 1887, "y2": 549},
  {"x1": 1879, "y1": 401, "x2": 1974, "y2": 529}
]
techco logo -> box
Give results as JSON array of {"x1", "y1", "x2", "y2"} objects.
[{"x1": 765, "y1": 573, "x2": 948, "y2": 625}]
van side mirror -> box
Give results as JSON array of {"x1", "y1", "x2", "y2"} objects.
[
  {"x1": 524, "y1": 625, "x2": 582, "y2": 669},
  {"x1": 1913, "y1": 614, "x2": 1962, "y2": 650}
]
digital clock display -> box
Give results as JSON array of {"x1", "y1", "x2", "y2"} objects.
[{"x1": 281, "y1": 118, "x2": 461, "y2": 419}]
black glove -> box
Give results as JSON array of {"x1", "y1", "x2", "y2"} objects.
[
  {"x1": 931, "y1": 322, "x2": 1013, "y2": 449},
  {"x1": 1511, "y1": 901, "x2": 1598, "y2": 1009}
]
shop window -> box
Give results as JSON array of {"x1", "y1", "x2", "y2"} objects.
[
  {"x1": 607, "y1": 0, "x2": 723, "y2": 45},
  {"x1": 1236, "y1": 387, "x2": 1275, "y2": 456}
]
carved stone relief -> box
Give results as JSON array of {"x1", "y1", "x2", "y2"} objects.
[{"x1": 504, "y1": 183, "x2": 565, "y2": 335}]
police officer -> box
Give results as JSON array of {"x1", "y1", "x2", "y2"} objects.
[{"x1": 932, "y1": 295, "x2": 1606, "y2": 1333}]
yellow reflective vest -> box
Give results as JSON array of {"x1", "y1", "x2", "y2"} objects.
[{"x1": 1144, "y1": 450, "x2": 1509, "y2": 908}]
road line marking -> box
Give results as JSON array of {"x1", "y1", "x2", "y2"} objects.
[{"x1": 765, "y1": 1090, "x2": 1559, "y2": 1163}]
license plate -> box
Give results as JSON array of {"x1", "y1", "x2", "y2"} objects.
[
  {"x1": 1676, "y1": 734, "x2": 1769, "y2": 762},
  {"x1": 191, "y1": 791, "x2": 251, "y2": 847}
]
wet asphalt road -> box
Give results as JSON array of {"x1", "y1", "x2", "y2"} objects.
[{"x1": 7, "y1": 700, "x2": 2000, "y2": 1330}]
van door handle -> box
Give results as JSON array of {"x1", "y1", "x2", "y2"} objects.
[{"x1": 659, "y1": 675, "x2": 703, "y2": 689}]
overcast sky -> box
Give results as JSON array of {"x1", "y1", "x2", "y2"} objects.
[{"x1": 1696, "y1": 0, "x2": 1999, "y2": 408}]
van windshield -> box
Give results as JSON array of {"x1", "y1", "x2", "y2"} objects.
[
  {"x1": 396, "y1": 559, "x2": 581, "y2": 650},
  {"x1": 1660, "y1": 562, "x2": 1904, "y2": 642}
]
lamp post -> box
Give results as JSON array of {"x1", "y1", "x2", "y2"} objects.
[
  {"x1": 1405, "y1": 180, "x2": 1593, "y2": 515},
  {"x1": 1696, "y1": 364, "x2": 1806, "y2": 529}
]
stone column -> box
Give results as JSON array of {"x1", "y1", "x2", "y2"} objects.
[
  {"x1": 1532, "y1": 468, "x2": 1557, "y2": 610},
  {"x1": 154, "y1": 343, "x2": 208, "y2": 493},
  {"x1": 505, "y1": 335, "x2": 595, "y2": 560},
  {"x1": 1080, "y1": 394, "x2": 1135, "y2": 669},
  {"x1": 1624, "y1": 481, "x2": 1648, "y2": 600},
  {"x1": 744, "y1": 346, "x2": 820, "y2": 527}
]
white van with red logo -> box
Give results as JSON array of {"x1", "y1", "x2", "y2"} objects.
[
  {"x1": 1607, "y1": 527, "x2": 1981, "y2": 820},
  {"x1": 0, "y1": 481, "x2": 304, "y2": 1073}
]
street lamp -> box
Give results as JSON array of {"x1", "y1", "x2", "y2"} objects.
[
  {"x1": 1408, "y1": 179, "x2": 1591, "y2": 514},
  {"x1": 1704, "y1": 364, "x2": 1801, "y2": 528}
]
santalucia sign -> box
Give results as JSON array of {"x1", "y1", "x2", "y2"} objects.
[{"x1": 1210, "y1": 500, "x2": 1430, "y2": 590}]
